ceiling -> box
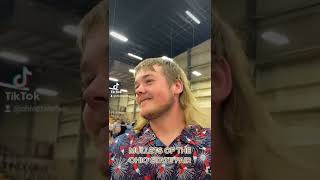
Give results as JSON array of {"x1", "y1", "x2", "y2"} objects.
[
  {"x1": 1, "y1": 0, "x2": 319, "y2": 101},
  {"x1": 214, "y1": 0, "x2": 320, "y2": 63},
  {"x1": 0, "y1": 0, "x2": 100, "y2": 101},
  {"x1": 109, "y1": 0, "x2": 211, "y2": 92},
  {"x1": 0, "y1": 0, "x2": 211, "y2": 100}
]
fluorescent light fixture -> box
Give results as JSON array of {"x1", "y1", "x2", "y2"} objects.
[
  {"x1": 35, "y1": 88, "x2": 58, "y2": 96},
  {"x1": 110, "y1": 31, "x2": 128, "y2": 42},
  {"x1": 185, "y1": 10, "x2": 201, "y2": 24},
  {"x1": 120, "y1": 89, "x2": 128, "y2": 93},
  {"x1": 192, "y1": 71, "x2": 202, "y2": 76},
  {"x1": 128, "y1": 53, "x2": 143, "y2": 60},
  {"x1": 62, "y1": 25, "x2": 80, "y2": 37},
  {"x1": 109, "y1": 77, "x2": 119, "y2": 82},
  {"x1": 0, "y1": 51, "x2": 29, "y2": 63},
  {"x1": 261, "y1": 31, "x2": 289, "y2": 45},
  {"x1": 129, "y1": 69, "x2": 135, "y2": 74},
  {"x1": 161, "y1": 56, "x2": 173, "y2": 61}
]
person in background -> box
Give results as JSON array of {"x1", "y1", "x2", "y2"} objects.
[
  {"x1": 109, "y1": 120, "x2": 115, "y2": 138},
  {"x1": 125, "y1": 121, "x2": 134, "y2": 132},
  {"x1": 111, "y1": 119, "x2": 120, "y2": 138}
]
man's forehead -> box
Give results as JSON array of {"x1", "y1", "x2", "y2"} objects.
[
  {"x1": 80, "y1": 31, "x2": 108, "y2": 73},
  {"x1": 135, "y1": 65, "x2": 163, "y2": 79},
  {"x1": 134, "y1": 70, "x2": 156, "y2": 81}
]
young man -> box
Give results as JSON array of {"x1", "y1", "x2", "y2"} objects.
[
  {"x1": 78, "y1": 1, "x2": 108, "y2": 176},
  {"x1": 109, "y1": 58, "x2": 211, "y2": 179}
]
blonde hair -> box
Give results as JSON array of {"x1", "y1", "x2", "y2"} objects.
[
  {"x1": 133, "y1": 58, "x2": 209, "y2": 132},
  {"x1": 78, "y1": 1, "x2": 107, "y2": 52},
  {"x1": 213, "y1": 10, "x2": 318, "y2": 180}
]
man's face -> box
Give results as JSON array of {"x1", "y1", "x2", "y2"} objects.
[
  {"x1": 135, "y1": 65, "x2": 175, "y2": 120},
  {"x1": 80, "y1": 27, "x2": 108, "y2": 173}
]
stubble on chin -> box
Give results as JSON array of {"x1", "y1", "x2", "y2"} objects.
[{"x1": 140, "y1": 101, "x2": 173, "y2": 121}]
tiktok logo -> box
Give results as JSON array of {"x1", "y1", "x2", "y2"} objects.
[
  {"x1": 0, "y1": 66, "x2": 32, "y2": 91},
  {"x1": 12, "y1": 66, "x2": 32, "y2": 89},
  {"x1": 1, "y1": 66, "x2": 40, "y2": 102}
]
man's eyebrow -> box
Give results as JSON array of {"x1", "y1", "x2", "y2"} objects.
[{"x1": 134, "y1": 74, "x2": 154, "y2": 85}]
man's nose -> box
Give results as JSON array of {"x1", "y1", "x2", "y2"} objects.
[
  {"x1": 135, "y1": 84, "x2": 146, "y2": 96},
  {"x1": 83, "y1": 76, "x2": 107, "y2": 108}
]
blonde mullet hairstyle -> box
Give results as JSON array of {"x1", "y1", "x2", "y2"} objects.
[
  {"x1": 213, "y1": 9, "x2": 318, "y2": 180},
  {"x1": 77, "y1": 0, "x2": 107, "y2": 52},
  {"x1": 133, "y1": 58, "x2": 209, "y2": 132}
]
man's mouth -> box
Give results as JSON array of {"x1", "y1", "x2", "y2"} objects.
[{"x1": 139, "y1": 97, "x2": 152, "y2": 104}]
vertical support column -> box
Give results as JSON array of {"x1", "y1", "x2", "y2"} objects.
[
  {"x1": 56, "y1": 104, "x2": 63, "y2": 143},
  {"x1": 117, "y1": 94, "x2": 121, "y2": 111},
  {"x1": 24, "y1": 111, "x2": 34, "y2": 157},
  {"x1": 246, "y1": 0, "x2": 257, "y2": 60},
  {"x1": 246, "y1": 0, "x2": 257, "y2": 87},
  {"x1": 170, "y1": 26, "x2": 173, "y2": 57},
  {"x1": 25, "y1": 88, "x2": 36, "y2": 157},
  {"x1": 75, "y1": 101, "x2": 86, "y2": 180},
  {"x1": 192, "y1": 24, "x2": 195, "y2": 47},
  {"x1": 187, "y1": 48, "x2": 192, "y2": 80}
]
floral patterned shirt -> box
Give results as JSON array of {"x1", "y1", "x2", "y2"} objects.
[{"x1": 109, "y1": 124, "x2": 211, "y2": 180}]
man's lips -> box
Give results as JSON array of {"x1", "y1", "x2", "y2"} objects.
[{"x1": 138, "y1": 97, "x2": 152, "y2": 104}]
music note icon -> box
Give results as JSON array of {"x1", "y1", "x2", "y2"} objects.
[
  {"x1": 0, "y1": 66, "x2": 32, "y2": 91},
  {"x1": 12, "y1": 66, "x2": 32, "y2": 88}
]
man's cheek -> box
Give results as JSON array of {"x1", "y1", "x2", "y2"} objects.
[{"x1": 83, "y1": 104, "x2": 100, "y2": 136}]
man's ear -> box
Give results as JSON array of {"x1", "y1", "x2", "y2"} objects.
[
  {"x1": 213, "y1": 56, "x2": 232, "y2": 103},
  {"x1": 172, "y1": 79, "x2": 184, "y2": 95}
]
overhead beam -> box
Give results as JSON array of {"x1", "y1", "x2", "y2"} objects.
[{"x1": 254, "y1": 2, "x2": 320, "y2": 22}]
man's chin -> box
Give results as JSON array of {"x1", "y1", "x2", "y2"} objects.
[
  {"x1": 140, "y1": 110, "x2": 157, "y2": 120},
  {"x1": 83, "y1": 107, "x2": 107, "y2": 137}
]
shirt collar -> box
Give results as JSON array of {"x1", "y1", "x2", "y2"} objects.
[{"x1": 138, "y1": 124, "x2": 202, "y2": 146}]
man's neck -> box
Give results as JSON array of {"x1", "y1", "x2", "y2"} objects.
[
  {"x1": 149, "y1": 103, "x2": 185, "y2": 146},
  {"x1": 213, "y1": 106, "x2": 236, "y2": 180}
]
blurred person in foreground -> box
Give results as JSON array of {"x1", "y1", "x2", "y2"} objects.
[
  {"x1": 212, "y1": 9, "x2": 319, "y2": 180},
  {"x1": 78, "y1": 0, "x2": 108, "y2": 177},
  {"x1": 109, "y1": 58, "x2": 212, "y2": 179}
]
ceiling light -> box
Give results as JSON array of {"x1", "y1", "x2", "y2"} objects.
[
  {"x1": 161, "y1": 56, "x2": 173, "y2": 61},
  {"x1": 192, "y1": 71, "x2": 202, "y2": 76},
  {"x1": 185, "y1": 10, "x2": 201, "y2": 24},
  {"x1": 35, "y1": 88, "x2": 58, "y2": 96},
  {"x1": 0, "y1": 51, "x2": 29, "y2": 63},
  {"x1": 110, "y1": 31, "x2": 128, "y2": 42},
  {"x1": 128, "y1": 53, "x2": 143, "y2": 60},
  {"x1": 62, "y1": 25, "x2": 80, "y2": 37},
  {"x1": 109, "y1": 77, "x2": 119, "y2": 82},
  {"x1": 261, "y1": 31, "x2": 289, "y2": 45},
  {"x1": 120, "y1": 89, "x2": 128, "y2": 93},
  {"x1": 129, "y1": 69, "x2": 135, "y2": 74}
]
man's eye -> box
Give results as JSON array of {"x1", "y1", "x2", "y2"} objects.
[{"x1": 146, "y1": 79, "x2": 154, "y2": 84}]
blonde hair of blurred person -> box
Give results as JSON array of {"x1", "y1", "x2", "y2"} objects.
[
  {"x1": 213, "y1": 10, "x2": 318, "y2": 180},
  {"x1": 78, "y1": 1, "x2": 107, "y2": 52},
  {"x1": 133, "y1": 58, "x2": 210, "y2": 132}
]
